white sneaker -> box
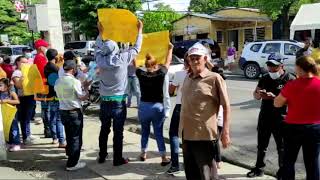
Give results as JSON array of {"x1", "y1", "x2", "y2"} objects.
[
  {"x1": 23, "y1": 137, "x2": 34, "y2": 145},
  {"x1": 66, "y1": 162, "x2": 86, "y2": 171},
  {"x1": 9, "y1": 145, "x2": 21, "y2": 152},
  {"x1": 29, "y1": 135, "x2": 39, "y2": 140}
]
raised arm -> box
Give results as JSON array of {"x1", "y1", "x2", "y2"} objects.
[{"x1": 164, "y1": 43, "x2": 174, "y2": 69}]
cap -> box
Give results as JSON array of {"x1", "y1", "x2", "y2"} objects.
[
  {"x1": 63, "y1": 59, "x2": 77, "y2": 70},
  {"x1": 266, "y1": 53, "x2": 283, "y2": 66},
  {"x1": 187, "y1": 42, "x2": 208, "y2": 57},
  {"x1": 63, "y1": 51, "x2": 78, "y2": 60},
  {"x1": 34, "y1": 39, "x2": 49, "y2": 49}
]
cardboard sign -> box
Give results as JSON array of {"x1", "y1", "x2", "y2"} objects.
[
  {"x1": 21, "y1": 64, "x2": 46, "y2": 96},
  {"x1": 1, "y1": 104, "x2": 17, "y2": 142}
]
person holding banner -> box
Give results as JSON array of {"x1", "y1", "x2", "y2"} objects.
[
  {"x1": 12, "y1": 56, "x2": 37, "y2": 145},
  {"x1": 134, "y1": 43, "x2": 173, "y2": 165},
  {"x1": 0, "y1": 78, "x2": 20, "y2": 151},
  {"x1": 95, "y1": 19, "x2": 143, "y2": 166}
]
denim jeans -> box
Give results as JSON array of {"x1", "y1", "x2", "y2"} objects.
[
  {"x1": 9, "y1": 115, "x2": 20, "y2": 145},
  {"x1": 41, "y1": 101, "x2": 51, "y2": 137},
  {"x1": 60, "y1": 109, "x2": 83, "y2": 167},
  {"x1": 99, "y1": 100, "x2": 127, "y2": 163},
  {"x1": 169, "y1": 104, "x2": 181, "y2": 168},
  {"x1": 17, "y1": 95, "x2": 35, "y2": 140},
  {"x1": 127, "y1": 76, "x2": 141, "y2": 106},
  {"x1": 138, "y1": 101, "x2": 166, "y2": 156},
  {"x1": 282, "y1": 123, "x2": 320, "y2": 180},
  {"x1": 49, "y1": 101, "x2": 65, "y2": 143}
]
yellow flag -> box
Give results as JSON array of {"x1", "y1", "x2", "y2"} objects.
[
  {"x1": 98, "y1": 8, "x2": 138, "y2": 43},
  {"x1": 21, "y1": 64, "x2": 46, "y2": 96},
  {"x1": 1, "y1": 104, "x2": 17, "y2": 142},
  {"x1": 136, "y1": 31, "x2": 170, "y2": 67}
]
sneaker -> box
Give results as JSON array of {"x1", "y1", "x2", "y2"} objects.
[
  {"x1": 167, "y1": 166, "x2": 180, "y2": 175},
  {"x1": 52, "y1": 139, "x2": 59, "y2": 144},
  {"x1": 113, "y1": 158, "x2": 129, "y2": 166},
  {"x1": 29, "y1": 135, "x2": 39, "y2": 140},
  {"x1": 9, "y1": 145, "x2": 21, "y2": 152},
  {"x1": 66, "y1": 162, "x2": 86, "y2": 171},
  {"x1": 247, "y1": 168, "x2": 264, "y2": 178},
  {"x1": 58, "y1": 143, "x2": 67, "y2": 148},
  {"x1": 97, "y1": 154, "x2": 108, "y2": 164},
  {"x1": 23, "y1": 137, "x2": 35, "y2": 145}
]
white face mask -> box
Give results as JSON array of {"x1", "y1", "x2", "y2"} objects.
[
  {"x1": 269, "y1": 71, "x2": 281, "y2": 80},
  {"x1": 25, "y1": 53, "x2": 32, "y2": 59}
]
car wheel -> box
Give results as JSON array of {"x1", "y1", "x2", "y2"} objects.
[{"x1": 244, "y1": 63, "x2": 260, "y2": 79}]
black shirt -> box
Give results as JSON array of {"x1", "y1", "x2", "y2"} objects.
[
  {"x1": 44, "y1": 61, "x2": 59, "y2": 99},
  {"x1": 257, "y1": 71, "x2": 295, "y2": 116},
  {"x1": 136, "y1": 66, "x2": 167, "y2": 103}
]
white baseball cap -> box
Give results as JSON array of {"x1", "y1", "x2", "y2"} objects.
[{"x1": 188, "y1": 42, "x2": 208, "y2": 57}]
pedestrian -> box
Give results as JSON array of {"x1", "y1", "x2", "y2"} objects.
[
  {"x1": 274, "y1": 56, "x2": 320, "y2": 180},
  {"x1": 1, "y1": 56, "x2": 14, "y2": 79},
  {"x1": 225, "y1": 41, "x2": 236, "y2": 71},
  {"x1": 0, "y1": 78, "x2": 20, "y2": 151},
  {"x1": 44, "y1": 49, "x2": 66, "y2": 148},
  {"x1": 54, "y1": 60, "x2": 89, "y2": 171},
  {"x1": 247, "y1": 53, "x2": 295, "y2": 179},
  {"x1": 180, "y1": 42, "x2": 231, "y2": 180},
  {"x1": 11, "y1": 56, "x2": 37, "y2": 145},
  {"x1": 126, "y1": 61, "x2": 141, "y2": 108},
  {"x1": 95, "y1": 20, "x2": 143, "y2": 166},
  {"x1": 135, "y1": 43, "x2": 173, "y2": 165},
  {"x1": 22, "y1": 47, "x2": 34, "y2": 64},
  {"x1": 167, "y1": 54, "x2": 189, "y2": 174},
  {"x1": 296, "y1": 38, "x2": 313, "y2": 59},
  {"x1": 34, "y1": 39, "x2": 51, "y2": 137}
]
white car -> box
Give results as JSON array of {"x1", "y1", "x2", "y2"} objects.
[
  {"x1": 168, "y1": 55, "x2": 184, "y2": 82},
  {"x1": 239, "y1": 40, "x2": 304, "y2": 79},
  {"x1": 0, "y1": 45, "x2": 31, "y2": 64},
  {"x1": 64, "y1": 41, "x2": 95, "y2": 56}
]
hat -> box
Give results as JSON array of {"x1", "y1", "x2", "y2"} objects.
[
  {"x1": 63, "y1": 59, "x2": 77, "y2": 70},
  {"x1": 34, "y1": 39, "x2": 49, "y2": 49},
  {"x1": 63, "y1": 51, "x2": 78, "y2": 60},
  {"x1": 46, "y1": 49, "x2": 58, "y2": 61},
  {"x1": 266, "y1": 53, "x2": 283, "y2": 66},
  {"x1": 187, "y1": 42, "x2": 208, "y2": 57}
]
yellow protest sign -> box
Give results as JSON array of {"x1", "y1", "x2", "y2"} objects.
[
  {"x1": 21, "y1": 64, "x2": 46, "y2": 96},
  {"x1": 98, "y1": 8, "x2": 138, "y2": 43},
  {"x1": 1, "y1": 104, "x2": 17, "y2": 142},
  {"x1": 312, "y1": 48, "x2": 320, "y2": 64},
  {"x1": 136, "y1": 31, "x2": 170, "y2": 67}
]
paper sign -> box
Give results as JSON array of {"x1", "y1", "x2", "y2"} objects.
[
  {"x1": 21, "y1": 64, "x2": 46, "y2": 96},
  {"x1": 1, "y1": 104, "x2": 17, "y2": 142},
  {"x1": 98, "y1": 8, "x2": 138, "y2": 43},
  {"x1": 136, "y1": 31, "x2": 170, "y2": 67}
]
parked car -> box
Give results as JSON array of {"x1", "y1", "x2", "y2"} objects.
[
  {"x1": 0, "y1": 45, "x2": 32, "y2": 64},
  {"x1": 168, "y1": 55, "x2": 184, "y2": 82},
  {"x1": 239, "y1": 40, "x2": 304, "y2": 79},
  {"x1": 64, "y1": 41, "x2": 95, "y2": 56}
]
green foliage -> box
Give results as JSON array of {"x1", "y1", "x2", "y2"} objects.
[
  {"x1": 60, "y1": 0, "x2": 142, "y2": 38},
  {"x1": 189, "y1": 0, "x2": 240, "y2": 13},
  {"x1": 142, "y1": 3, "x2": 182, "y2": 33}
]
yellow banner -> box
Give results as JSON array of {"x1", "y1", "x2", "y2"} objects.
[
  {"x1": 21, "y1": 64, "x2": 46, "y2": 96},
  {"x1": 136, "y1": 31, "x2": 170, "y2": 67},
  {"x1": 1, "y1": 104, "x2": 17, "y2": 142},
  {"x1": 312, "y1": 48, "x2": 320, "y2": 64},
  {"x1": 98, "y1": 8, "x2": 138, "y2": 43}
]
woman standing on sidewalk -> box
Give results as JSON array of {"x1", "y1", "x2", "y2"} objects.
[{"x1": 135, "y1": 44, "x2": 173, "y2": 166}]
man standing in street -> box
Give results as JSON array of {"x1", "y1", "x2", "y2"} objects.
[
  {"x1": 179, "y1": 43, "x2": 231, "y2": 180},
  {"x1": 95, "y1": 20, "x2": 143, "y2": 166},
  {"x1": 296, "y1": 38, "x2": 313, "y2": 59},
  {"x1": 55, "y1": 59, "x2": 89, "y2": 171},
  {"x1": 247, "y1": 54, "x2": 295, "y2": 179}
]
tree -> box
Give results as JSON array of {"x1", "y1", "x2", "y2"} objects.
[
  {"x1": 60, "y1": 0, "x2": 142, "y2": 38},
  {"x1": 142, "y1": 3, "x2": 182, "y2": 33},
  {"x1": 189, "y1": 0, "x2": 239, "y2": 13}
]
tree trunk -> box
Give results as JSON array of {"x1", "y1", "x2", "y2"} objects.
[{"x1": 281, "y1": 4, "x2": 291, "y2": 39}]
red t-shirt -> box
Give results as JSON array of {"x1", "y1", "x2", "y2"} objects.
[
  {"x1": 34, "y1": 52, "x2": 48, "y2": 79},
  {"x1": 1, "y1": 64, "x2": 14, "y2": 79},
  {"x1": 281, "y1": 77, "x2": 320, "y2": 124}
]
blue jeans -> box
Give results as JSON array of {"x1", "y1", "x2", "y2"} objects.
[
  {"x1": 9, "y1": 115, "x2": 20, "y2": 145},
  {"x1": 127, "y1": 76, "x2": 141, "y2": 106},
  {"x1": 49, "y1": 101, "x2": 65, "y2": 143},
  {"x1": 282, "y1": 123, "x2": 320, "y2": 180},
  {"x1": 99, "y1": 101, "x2": 127, "y2": 163},
  {"x1": 169, "y1": 104, "x2": 181, "y2": 168},
  {"x1": 138, "y1": 101, "x2": 166, "y2": 156},
  {"x1": 17, "y1": 95, "x2": 35, "y2": 140}
]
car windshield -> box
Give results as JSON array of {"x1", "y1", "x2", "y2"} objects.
[
  {"x1": 171, "y1": 55, "x2": 184, "y2": 65},
  {"x1": 65, "y1": 42, "x2": 87, "y2": 49},
  {"x1": 0, "y1": 47, "x2": 12, "y2": 56}
]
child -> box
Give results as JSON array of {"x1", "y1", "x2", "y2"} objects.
[{"x1": 0, "y1": 78, "x2": 20, "y2": 151}]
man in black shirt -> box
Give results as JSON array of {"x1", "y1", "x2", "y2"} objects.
[
  {"x1": 296, "y1": 38, "x2": 312, "y2": 59},
  {"x1": 247, "y1": 54, "x2": 295, "y2": 179}
]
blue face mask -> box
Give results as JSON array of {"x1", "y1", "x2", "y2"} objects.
[{"x1": 25, "y1": 53, "x2": 32, "y2": 59}]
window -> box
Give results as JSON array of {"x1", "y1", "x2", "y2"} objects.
[
  {"x1": 245, "y1": 29, "x2": 254, "y2": 42},
  {"x1": 174, "y1": 35, "x2": 183, "y2": 42},
  {"x1": 0, "y1": 47, "x2": 12, "y2": 56},
  {"x1": 197, "y1": 33, "x2": 208, "y2": 39},
  {"x1": 12, "y1": 47, "x2": 25, "y2": 55},
  {"x1": 171, "y1": 55, "x2": 183, "y2": 65},
  {"x1": 262, "y1": 43, "x2": 281, "y2": 54},
  {"x1": 216, "y1": 31, "x2": 223, "y2": 43},
  {"x1": 256, "y1": 28, "x2": 265, "y2": 40},
  {"x1": 64, "y1": 42, "x2": 87, "y2": 50},
  {"x1": 250, "y1": 44, "x2": 262, "y2": 52},
  {"x1": 284, "y1": 43, "x2": 301, "y2": 56}
]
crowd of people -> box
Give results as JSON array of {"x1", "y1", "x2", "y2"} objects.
[{"x1": 1, "y1": 19, "x2": 320, "y2": 180}]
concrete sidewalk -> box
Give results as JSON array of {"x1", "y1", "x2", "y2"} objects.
[{"x1": 0, "y1": 114, "x2": 275, "y2": 179}]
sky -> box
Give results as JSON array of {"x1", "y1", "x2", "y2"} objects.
[{"x1": 142, "y1": 0, "x2": 190, "y2": 11}]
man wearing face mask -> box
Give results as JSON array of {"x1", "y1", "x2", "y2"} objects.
[
  {"x1": 247, "y1": 53, "x2": 295, "y2": 179},
  {"x1": 22, "y1": 47, "x2": 34, "y2": 64}
]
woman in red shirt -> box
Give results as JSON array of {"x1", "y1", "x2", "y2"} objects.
[{"x1": 274, "y1": 56, "x2": 320, "y2": 180}]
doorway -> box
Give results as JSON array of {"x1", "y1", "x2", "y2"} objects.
[{"x1": 228, "y1": 30, "x2": 239, "y2": 50}]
